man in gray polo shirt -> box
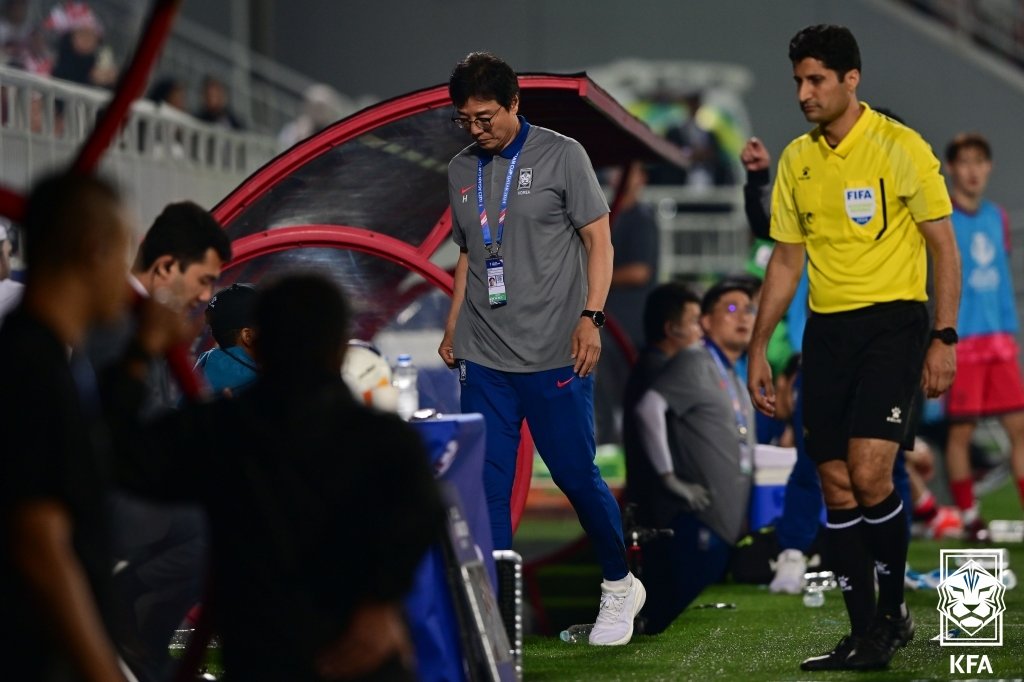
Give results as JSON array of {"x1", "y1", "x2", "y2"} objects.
[
  {"x1": 437, "y1": 52, "x2": 643, "y2": 646},
  {"x1": 633, "y1": 279, "x2": 756, "y2": 633}
]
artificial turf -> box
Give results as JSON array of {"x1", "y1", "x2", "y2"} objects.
[{"x1": 518, "y1": 479, "x2": 1024, "y2": 681}]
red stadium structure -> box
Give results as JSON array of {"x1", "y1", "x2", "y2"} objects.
[{"x1": 0, "y1": 0, "x2": 683, "y2": 529}]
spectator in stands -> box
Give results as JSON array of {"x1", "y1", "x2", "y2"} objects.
[
  {"x1": 49, "y1": 2, "x2": 116, "y2": 89},
  {"x1": 0, "y1": 0, "x2": 32, "y2": 65},
  {"x1": 86, "y1": 201, "x2": 231, "y2": 682},
  {"x1": 112, "y1": 274, "x2": 445, "y2": 682},
  {"x1": 17, "y1": 26, "x2": 53, "y2": 74},
  {"x1": 631, "y1": 279, "x2": 755, "y2": 633},
  {"x1": 194, "y1": 282, "x2": 259, "y2": 396},
  {"x1": 147, "y1": 76, "x2": 187, "y2": 112},
  {"x1": 0, "y1": 172, "x2": 171, "y2": 682},
  {"x1": 0, "y1": 220, "x2": 23, "y2": 319},
  {"x1": 142, "y1": 76, "x2": 193, "y2": 159},
  {"x1": 195, "y1": 74, "x2": 244, "y2": 130},
  {"x1": 943, "y1": 132, "x2": 1024, "y2": 532},
  {"x1": 277, "y1": 82, "x2": 350, "y2": 151}
]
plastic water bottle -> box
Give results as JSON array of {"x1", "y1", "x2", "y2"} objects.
[
  {"x1": 559, "y1": 623, "x2": 593, "y2": 644},
  {"x1": 392, "y1": 354, "x2": 419, "y2": 421},
  {"x1": 802, "y1": 585, "x2": 825, "y2": 608}
]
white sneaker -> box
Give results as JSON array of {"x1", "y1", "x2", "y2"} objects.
[
  {"x1": 769, "y1": 549, "x2": 807, "y2": 594},
  {"x1": 588, "y1": 574, "x2": 646, "y2": 646}
]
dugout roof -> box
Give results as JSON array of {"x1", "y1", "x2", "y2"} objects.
[{"x1": 211, "y1": 73, "x2": 686, "y2": 339}]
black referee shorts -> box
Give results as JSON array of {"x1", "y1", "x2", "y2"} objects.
[{"x1": 802, "y1": 301, "x2": 929, "y2": 463}]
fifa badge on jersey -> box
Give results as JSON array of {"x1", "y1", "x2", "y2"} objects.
[{"x1": 844, "y1": 187, "x2": 876, "y2": 226}]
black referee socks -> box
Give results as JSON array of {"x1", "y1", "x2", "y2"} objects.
[
  {"x1": 861, "y1": 490, "x2": 908, "y2": 618},
  {"x1": 824, "y1": 507, "x2": 875, "y2": 636}
]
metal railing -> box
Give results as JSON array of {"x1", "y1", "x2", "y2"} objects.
[
  {"x1": 157, "y1": 14, "x2": 317, "y2": 135},
  {"x1": 642, "y1": 185, "x2": 748, "y2": 280},
  {"x1": 0, "y1": 64, "x2": 278, "y2": 230},
  {"x1": 85, "y1": 0, "x2": 314, "y2": 135}
]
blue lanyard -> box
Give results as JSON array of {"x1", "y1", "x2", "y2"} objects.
[
  {"x1": 477, "y1": 150, "x2": 520, "y2": 256},
  {"x1": 704, "y1": 340, "x2": 750, "y2": 439}
]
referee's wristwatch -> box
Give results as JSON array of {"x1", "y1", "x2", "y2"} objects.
[
  {"x1": 581, "y1": 309, "x2": 606, "y2": 328},
  {"x1": 929, "y1": 327, "x2": 959, "y2": 345}
]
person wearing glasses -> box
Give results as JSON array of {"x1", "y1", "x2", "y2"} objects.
[
  {"x1": 437, "y1": 52, "x2": 641, "y2": 646},
  {"x1": 747, "y1": 25, "x2": 960, "y2": 671},
  {"x1": 631, "y1": 279, "x2": 756, "y2": 634}
]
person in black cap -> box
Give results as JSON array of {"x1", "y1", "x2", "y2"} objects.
[{"x1": 194, "y1": 283, "x2": 258, "y2": 396}]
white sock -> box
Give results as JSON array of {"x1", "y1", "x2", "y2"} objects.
[{"x1": 602, "y1": 573, "x2": 632, "y2": 595}]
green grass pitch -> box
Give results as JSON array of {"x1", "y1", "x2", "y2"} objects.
[{"x1": 519, "y1": 480, "x2": 1023, "y2": 681}]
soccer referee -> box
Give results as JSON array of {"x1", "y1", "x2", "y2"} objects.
[{"x1": 747, "y1": 25, "x2": 961, "y2": 671}]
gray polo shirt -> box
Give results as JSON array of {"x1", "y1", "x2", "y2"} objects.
[
  {"x1": 448, "y1": 121, "x2": 609, "y2": 372},
  {"x1": 652, "y1": 343, "x2": 754, "y2": 543}
]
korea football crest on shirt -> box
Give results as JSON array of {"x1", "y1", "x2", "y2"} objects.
[
  {"x1": 844, "y1": 187, "x2": 876, "y2": 226},
  {"x1": 517, "y1": 167, "x2": 532, "y2": 195}
]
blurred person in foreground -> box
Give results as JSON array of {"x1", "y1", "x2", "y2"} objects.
[
  {"x1": 0, "y1": 172, "x2": 177, "y2": 681},
  {"x1": 748, "y1": 25, "x2": 960, "y2": 671},
  {"x1": 110, "y1": 274, "x2": 445, "y2": 681}
]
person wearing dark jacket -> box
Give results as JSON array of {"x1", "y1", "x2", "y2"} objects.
[
  {"x1": 111, "y1": 274, "x2": 445, "y2": 681},
  {"x1": 0, "y1": 173, "x2": 155, "y2": 682}
]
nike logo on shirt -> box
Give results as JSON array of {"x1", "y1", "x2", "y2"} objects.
[{"x1": 460, "y1": 185, "x2": 474, "y2": 195}]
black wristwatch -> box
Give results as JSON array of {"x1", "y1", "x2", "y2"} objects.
[
  {"x1": 581, "y1": 310, "x2": 606, "y2": 328},
  {"x1": 929, "y1": 327, "x2": 959, "y2": 345}
]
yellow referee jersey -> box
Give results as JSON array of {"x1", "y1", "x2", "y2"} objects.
[{"x1": 770, "y1": 102, "x2": 952, "y2": 313}]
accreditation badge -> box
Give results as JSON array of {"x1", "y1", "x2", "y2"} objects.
[
  {"x1": 486, "y1": 257, "x2": 507, "y2": 308},
  {"x1": 739, "y1": 442, "x2": 753, "y2": 476}
]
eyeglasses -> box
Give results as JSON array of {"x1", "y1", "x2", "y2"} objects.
[
  {"x1": 451, "y1": 109, "x2": 501, "y2": 131},
  {"x1": 721, "y1": 303, "x2": 758, "y2": 316}
]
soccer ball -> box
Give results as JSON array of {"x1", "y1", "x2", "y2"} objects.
[{"x1": 342, "y1": 340, "x2": 392, "y2": 405}]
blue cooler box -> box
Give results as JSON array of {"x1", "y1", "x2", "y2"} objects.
[{"x1": 749, "y1": 444, "x2": 797, "y2": 530}]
